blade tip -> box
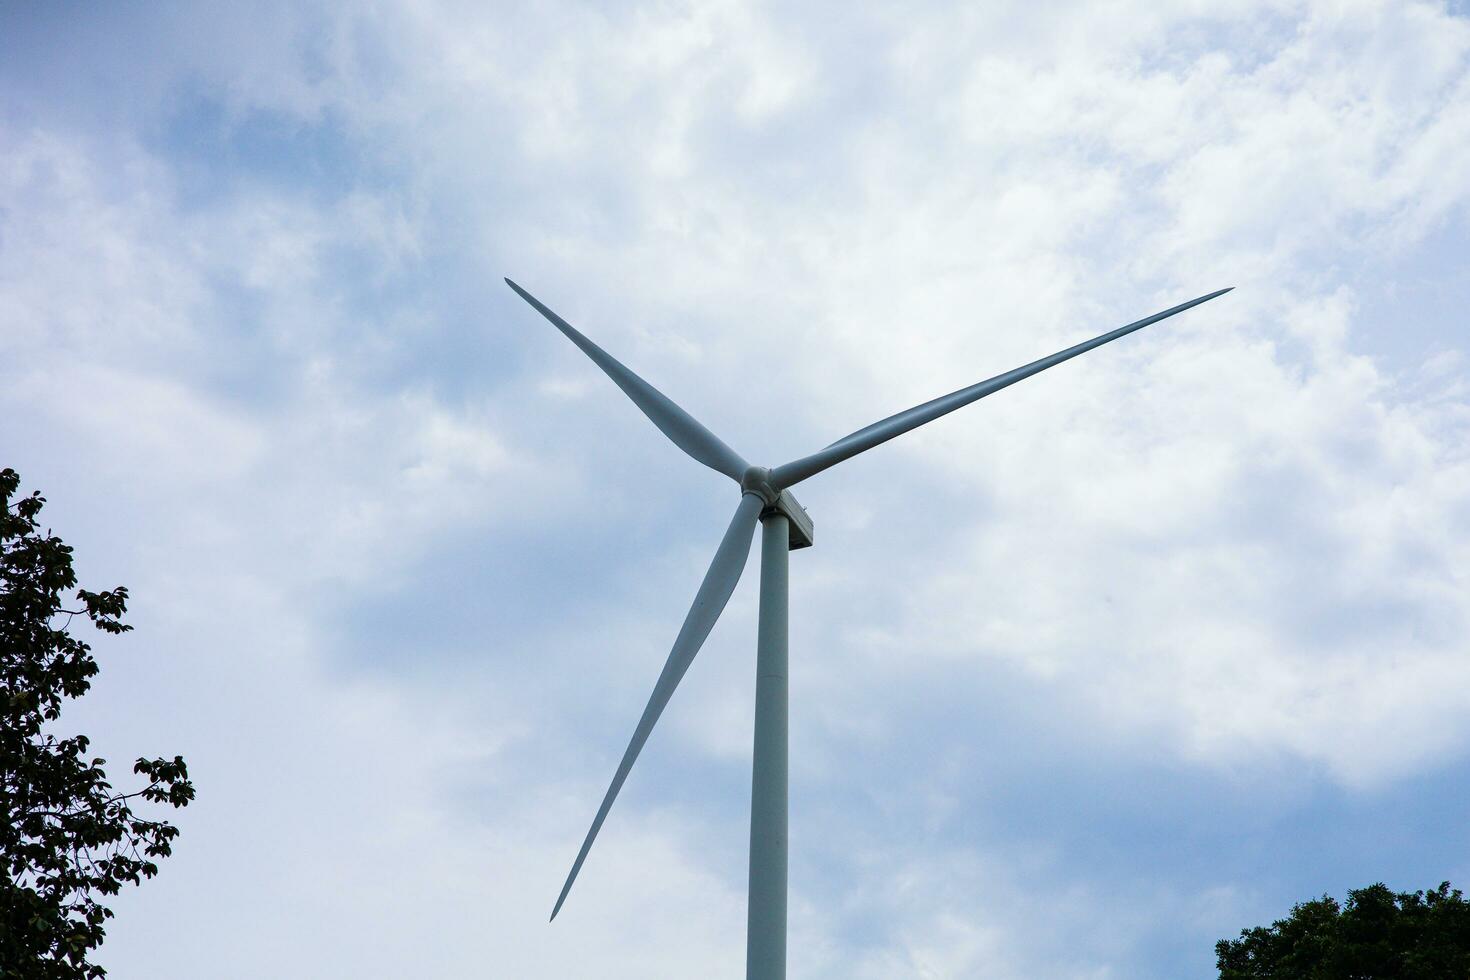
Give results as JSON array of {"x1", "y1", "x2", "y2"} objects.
[
  {"x1": 550, "y1": 877, "x2": 574, "y2": 922},
  {"x1": 505, "y1": 278, "x2": 539, "y2": 306}
]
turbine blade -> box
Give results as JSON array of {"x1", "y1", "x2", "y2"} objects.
[
  {"x1": 505, "y1": 279, "x2": 750, "y2": 482},
  {"x1": 550, "y1": 492, "x2": 765, "y2": 921},
  {"x1": 771, "y1": 287, "x2": 1234, "y2": 489}
]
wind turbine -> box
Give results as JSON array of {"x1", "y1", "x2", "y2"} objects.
[{"x1": 506, "y1": 278, "x2": 1232, "y2": 979}]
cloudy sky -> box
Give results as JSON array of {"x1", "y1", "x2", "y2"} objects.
[{"x1": 3, "y1": 1, "x2": 1469, "y2": 976}]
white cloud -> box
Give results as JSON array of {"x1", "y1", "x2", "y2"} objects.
[{"x1": 4, "y1": 0, "x2": 1470, "y2": 976}]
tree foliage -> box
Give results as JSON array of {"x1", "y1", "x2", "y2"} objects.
[
  {"x1": 1, "y1": 468, "x2": 194, "y2": 979},
  {"x1": 1217, "y1": 881, "x2": 1470, "y2": 979}
]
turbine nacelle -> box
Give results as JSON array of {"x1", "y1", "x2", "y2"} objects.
[{"x1": 741, "y1": 466, "x2": 815, "y2": 551}]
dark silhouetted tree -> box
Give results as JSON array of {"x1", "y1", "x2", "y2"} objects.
[
  {"x1": 1, "y1": 468, "x2": 194, "y2": 979},
  {"x1": 1217, "y1": 881, "x2": 1470, "y2": 979}
]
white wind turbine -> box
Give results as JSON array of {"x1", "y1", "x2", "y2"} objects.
[{"x1": 506, "y1": 278, "x2": 1232, "y2": 979}]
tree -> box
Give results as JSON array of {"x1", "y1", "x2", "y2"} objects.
[
  {"x1": 1217, "y1": 881, "x2": 1470, "y2": 979},
  {"x1": 1, "y1": 468, "x2": 194, "y2": 979}
]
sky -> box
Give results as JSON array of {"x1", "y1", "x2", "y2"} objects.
[{"x1": 2, "y1": 1, "x2": 1469, "y2": 976}]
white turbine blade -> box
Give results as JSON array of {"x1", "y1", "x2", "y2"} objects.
[
  {"x1": 550, "y1": 492, "x2": 765, "y2": 921},
  {"x1": 771, "y1": 287, "x2": 1233, "y2": 489},
  {"x1": 506, "y1": 279, "x2": 750, "y2": 482}
]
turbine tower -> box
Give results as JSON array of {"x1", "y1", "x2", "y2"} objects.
[{"x1": 506, "y1": 278, "x2": 1232, "y2": 979}]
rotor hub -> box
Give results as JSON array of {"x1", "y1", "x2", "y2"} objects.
[
  {"x1": 741, "y1": 465, "x2": 814, "y2": 550},
  {"x1": 740, "y1": 465, "x2": 781, "y2": 507}
]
